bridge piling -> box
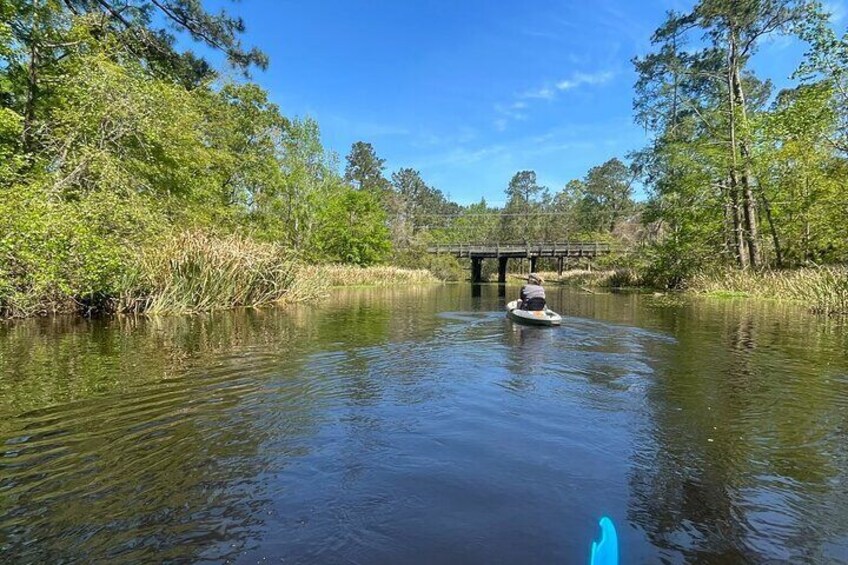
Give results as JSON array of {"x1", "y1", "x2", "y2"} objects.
[
  {"x1": 471, "y1": 258, "x2": 483, "y2": 283},
  {"x1": 497, "y1": 257, "x2": 508, "y2": 283}
]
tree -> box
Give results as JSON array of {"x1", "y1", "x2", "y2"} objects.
[
  {"x1": 389, "y1": 167, "x2": 459, "y2": 246},
  {"x1": 579, "y1": 158, "x2": 636, "y2": 233},
  {"x1": 313, "y1": 187, "x2": 391, "y2": 266},
  {"x1": 796, "y1": 4, "x2": 848, "y2": 155},
  {"x1": 634, "y1": 0, "x2": 818, "y2": 272},
  {"x1": 390, "y1": 167, "x2": 428, "y2": 245},
  {"x1": 754, "y1": 83, "x2": 848, "y2": 264},
  {"x1": 2, "y1": 0, "x2": 266, "y2": 151},
  {"x1": 547, "y1": 180, "x2": 584, "y2": 240},
  {"x1": 60, "y1": 0, "x2": 267, "y2": 72},
  {"x1": 343, "y1": 141, "x2": 391, "y2": 197},
  {"x1": 500, "y1": 170, "x2": 547, "y2": 242}
]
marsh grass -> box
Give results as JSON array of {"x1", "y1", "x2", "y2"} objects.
[
  {"x1": 690, "y1": 267, "x2": 848, "y2": 315},
  {"x1": 2, "y1": 230, "x2": 446, "y2": 319},
  {"x1": 303, "y1": 264, "x2": 440, "y2": 288},
  {"x1": 119, "y1": 231, "x2": 324, "y2": 314},
  {"x1": 536, "y1": 268, "x2": 645, "y2": 289}
]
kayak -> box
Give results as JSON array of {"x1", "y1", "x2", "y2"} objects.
[
  {"x1": 505, "y1": 300, "x2": 562, "y2": 326},
  {"x1": 590, "y1": 516, "x2": 619, "y2": 565}
]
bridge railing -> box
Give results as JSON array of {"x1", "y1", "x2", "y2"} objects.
[{"x1": 426, "y1": 242, "x2": 615, "y2": 255}]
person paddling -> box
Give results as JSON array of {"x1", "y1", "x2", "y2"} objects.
[{"x1": 519, "y1": 273, "x2": 546, "y2": 311}]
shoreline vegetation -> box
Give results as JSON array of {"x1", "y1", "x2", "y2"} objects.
[
  {"x1": 3, "y1": 1, "x2": 847, "y2": 320},
  {"x1": 0, "y1": 231, "x2": 441, "y2": 319},
  {"x1": 527, "y1": 266, "x2": 848, "y2": 316}
]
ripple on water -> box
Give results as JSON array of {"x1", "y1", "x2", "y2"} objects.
[{"x1": 1, "y1": 287, "x2": 847, "y2": 563}]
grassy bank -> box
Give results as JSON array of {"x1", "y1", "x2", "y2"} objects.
[
  {"x1": 300, "y1": 264, "x2": 439, "y2": 287},
  {"x1": 118, "y1": 232, "x2": 321, "y2": 315},
  {"x1": 0, "y1": 231, "x2": 442, "y2": 319},
  {"x1": 689, "y1": 267, "x2": 848, "y2": 315},
  {"x1": 533, "y1": 269, "x2": 645, "y2": 289},
  {"x1": 531, "y1": 266, "x2": 848, "y2": 316}
]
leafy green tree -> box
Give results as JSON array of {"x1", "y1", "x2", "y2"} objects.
[
  {"x1": 0, "y1": 107, "x2": 25, "y2": 185},
  {"x1": 578, "y1": 158, "x2": 635, "y2": 233},
  {"x1": 754, "y1": 83, "x2": 848, "y2": 264},
  {"x1": 634, "y1": 0, "x2": 819, "y2": 274},
  {"x1": 433, "y1": 198, "x2": 500, "y2": 244},
  {"x1": 389, "y1": 167, "x2": 429, "y2": 246},
  {"x1": 389, "y1": 167, "x2": 459, "y2": 246},
  {"x1": 796, "y1": 4, "x2": 848, "y2": 155},
  {"x1": 555, "y1": 179, "x2": 594, "y2": 239},
  {"x1": 313, "y1": 188, "x2": 391, "y2": 266},
  {"x1": 1, "y1": 0, "x2": 266, "y2": 154},
  {"x1": 57, "y1": 0, "x2": 266, "y2": 72}
]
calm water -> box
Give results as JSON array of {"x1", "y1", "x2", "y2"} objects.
[{"x1": 1, "y1": 285, "x2": 847, "y2": 564}]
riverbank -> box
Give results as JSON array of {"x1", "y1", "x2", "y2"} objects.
[
  {"x1": 0, "y1": 231, "x2": 441, "y2": 319},
  {"x1": 533, "y1": 269, "x2": 644, "y2": 290},
  {"x1": 687, "y1": 267, "x2": 848, "y2": 315},
  {"x1": 534, "y1": 267, "x2": 848, "y2": 316}
]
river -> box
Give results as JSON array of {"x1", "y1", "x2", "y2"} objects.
[{"x1": 1, "y1": 285, "x2": 846, "y2": 563}]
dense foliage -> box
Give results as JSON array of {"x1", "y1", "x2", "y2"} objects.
[
  {"x1": 633, "y1": 0, "x2": 848, "y2": 286},
  {"x1": 0, "y1": 1, "x2": 399, "y2": 315}
]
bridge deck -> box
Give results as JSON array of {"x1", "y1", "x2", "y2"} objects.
[{"x1": 427, "y1": 242, "x2": 612, "y2": 259}]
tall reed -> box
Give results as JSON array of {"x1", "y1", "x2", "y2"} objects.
[
  {"x1": 120, "y1": 231, "x2": 325, "y2": 314},
  {"x1": 690, "y1": 267, "x2": 848, "y2": 315},
  {"x1": 535, "y1": 269, "x2": 644, "y2": 288},
  {"x1": 301, "y1": 264, "x2": 440, "y2": 287}
]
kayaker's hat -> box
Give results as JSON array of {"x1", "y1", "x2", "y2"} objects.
[{"x1": 528, "y1": 273, "x2": 542, "y2": 284}]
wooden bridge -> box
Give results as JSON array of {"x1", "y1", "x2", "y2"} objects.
[{"x1": 427, "y1": 242, "x2": 614, "y2": 283}]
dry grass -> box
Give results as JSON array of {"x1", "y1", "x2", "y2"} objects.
[
  {"x1": 535, "y1": 268, "x2": 644, "y2": 288},
  {"x1": 690, "y1": 267, "x2": 848, "y2": 315},
  {"x1": 119, "y1": 231, "x2": 324, "y2": 314},
  {"x1": 301, "y1": 264, "x2": 440, "y2": 288}
]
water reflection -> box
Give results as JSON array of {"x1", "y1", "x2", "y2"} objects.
[
  {"x1": 626, "y1": 298, "x2": 848, "y2": 563},
  {"x1": 0, "y1": 286, "x2": 845, "y2": 562}
]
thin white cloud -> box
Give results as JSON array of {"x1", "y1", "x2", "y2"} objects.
[
  {"x1": 519, "y1": 69, "x2": 616, "y2": 102},
  {"x1": 493, "y1": 101, "x2": 529, "y2": 130},
  {"x1": 495, "y1": 69, "x2": 616, "y2": 131},
  {"x1": 555, "y1": 70, "x2": 615, "y2": 91},
  {"x1": 520, "y1": 86, "x2": 555, "y2": 100}
]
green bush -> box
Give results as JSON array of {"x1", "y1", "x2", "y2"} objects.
[{"x1": 0, "y1": 184, "x2": 160, "y2": 316}]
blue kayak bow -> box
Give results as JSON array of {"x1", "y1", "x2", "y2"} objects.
[{"x1": 590, "y1": 516, "x2": 619, "y2": 565}]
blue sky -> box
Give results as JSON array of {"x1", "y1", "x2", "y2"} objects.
[{"x1": 194, "y1": 0, "x2": 846, "y2": 205}]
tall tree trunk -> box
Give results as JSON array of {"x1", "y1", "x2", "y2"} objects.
[
  {"x1": 730, "y1": 172, "x2": 748, "y2": 268},
  {"x1": 729, "y1": 33, "x2": 760, "y2": 267},
  {"x1": 759, "y1": 188, "x2": 784, "y2": 267},
  {"x1": 725, "y1": 42, "x2": 747, "y2": 268},
  {"x1": 23, "y1": 33, "x2": 39, "y2": 151},
  {"x1": 733, "y1": 64, "x2": 760, "y2": 267},
  {"x1": 721, "y1": 180, "x2": 739, "y2": 262}
]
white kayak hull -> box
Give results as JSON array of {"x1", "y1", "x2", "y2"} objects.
[{"x1": 506, "y1": 300, "x2": 562, "y2": 326}]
